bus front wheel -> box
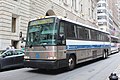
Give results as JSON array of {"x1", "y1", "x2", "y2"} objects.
[{"x1": 67, "y1": 56, "x2": 76, "y2": 70}]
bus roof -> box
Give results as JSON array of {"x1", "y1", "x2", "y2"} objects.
[{"x1": 30, "y1": 16, "x2": 110, "y2": 34}]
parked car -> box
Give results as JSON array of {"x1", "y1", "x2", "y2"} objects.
[{"x1": 0, "y1": 49, "x2": 24, "y2": 70}]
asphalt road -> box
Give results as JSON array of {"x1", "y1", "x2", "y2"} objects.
[{"x1": 0, "y1": 53, "x2": 120, "y2": 80}]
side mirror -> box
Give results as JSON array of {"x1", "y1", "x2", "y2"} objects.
[
  {"x1": 57, "y1": 35, "x2": 64, "y2": 45},
  {"x1": 58, "y1": 35, "x2": 64, "y2": 40}
]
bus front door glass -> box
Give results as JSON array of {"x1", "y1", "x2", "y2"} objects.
[{"x1": 58, "y1": 21, "x2": 66, "y2": 45}]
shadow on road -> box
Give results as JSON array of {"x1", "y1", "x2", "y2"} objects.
[
  {"x1": 0, "y1": 67, "x2": 24, "y2": 72},
  {"x1": 26, "y1": 68, "x2": 68, "y2": 75}
]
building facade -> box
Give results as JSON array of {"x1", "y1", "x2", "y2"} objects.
[
  {"x1": 109, "y1": 0, "x2": 120, "y2": 37},
  {"x1": 97, "y1": 0, "x2": 120, "y2": 37},
  {"x1": 0, "y1": 0, "x2": 99, "y2": 49}
]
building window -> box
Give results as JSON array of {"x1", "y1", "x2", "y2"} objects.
[
  {"x1": 13, "y1": 0, "x2": 17, "y2": 1},
  {"x1": 12, "y1": 17, "x2": 16, "y2": 33},
  {"x1": 97, "y1": 16, "x2": 107, "y2": 20},
  {"x1": 97, "y1": 3, "x2": 106, "y2": 7},
  {"x1": 102, "y1": 3, "x2": 106, "y2": 7},
  {"x1": 100, "y1": 28, "x2": 103, "y2": 30},
  {"x1": 88, "y1": 8, "x2": 90, "y2": 16},
  {"x1": 98, "y1": 22, "x2": 107, "y2": 26},
  {"x1": 109, "y1": 19, "x2": 113, "y2": 25},
  {"x1": 63, "y1": 0, "x2": 69, "y2": 5},
  {"x1": 97, "y1": 3, "x2": 101, "y2": 7},
  {"x1": 71, "y1": 0, "x2": 73, "y2": 7},
  {"x1": 97, "y1": 9, "x2": 106, "y2": 13},
  {"x1": 101, "y1": 0, "x2": 106, "y2": 1},
  {"x1": 92, "y1": 9, "x2": 94, "y2": 18},
  {"x1": 80, "y1": 4, "x2": 83, "y2": 13},
  {"x1": 72, "y1": 0, "x2": 77, "y2": 10}
]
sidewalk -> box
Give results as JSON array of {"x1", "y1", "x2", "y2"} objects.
[{"x1": 106, "y1": 65, "x2": 120, "y2": 80}]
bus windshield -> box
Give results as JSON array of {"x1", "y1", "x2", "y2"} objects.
[{"x1": 26, "y1": 18, "x2": 58, "y2": 46}]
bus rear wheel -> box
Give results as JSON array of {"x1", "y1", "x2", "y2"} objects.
[
  {"x1": 102, "y1": 51, "x2": 108, "y2": 59},
  {"x1": 0, "y1": 64, "x2": 1, "y2": 71},
  {"x1": 67, "y1": 56, "x2": 76, "y2": 70}
]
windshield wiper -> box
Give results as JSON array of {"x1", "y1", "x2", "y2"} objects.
[
  {"x1": 40, "y1": 42, "x2": 47, "y2": 49},
  {"x1": 42, "y1": 45, "x2": 46, "y2": 49}
]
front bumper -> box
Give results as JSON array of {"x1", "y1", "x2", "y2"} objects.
[{"x1": 24, "y1": 59, "x2": 67, "y2": 69}]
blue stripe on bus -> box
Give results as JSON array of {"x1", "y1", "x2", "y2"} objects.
[
  {"x1": 111, "y1": 46, "x2": 117, "y2": 47},
  {"x1": 66, "y1": 45, "x2": 110, "y2": 50}
]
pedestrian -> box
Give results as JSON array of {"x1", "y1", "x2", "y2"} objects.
[
  {"x1": 11, "y1": 46, "x2": 15, "y2": 51},
  {"x1": 21, "y1": 46, "x2": 25, "y2": 51},
  {"x1": 11, "y1": 46, "x2": 15, "y2": 49},
  {"x1": 6, "y1": 46, "x2": 9, "y2": 50},
  {"x1": 6, "y1": 45, "x2": 12, "y2": 50}
]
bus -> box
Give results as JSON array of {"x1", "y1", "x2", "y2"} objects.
[
  {"x1": 24, "y1": 16, "x2": 111, "y2": 70},
  {"x1": 111, "y1": 36, "x2": 120, "y2": 54}
]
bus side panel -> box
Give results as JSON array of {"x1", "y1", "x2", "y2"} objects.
[
  {"x1": 66, "y1": 40, "x2": 111, "y2": 64},
  {"x1": 57, "y1": 46, "x2": 66, "y2": 59}
]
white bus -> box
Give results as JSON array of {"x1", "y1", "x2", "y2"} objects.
[
  {"x1": 111, "y1": 36, "x2": 120, "y2": 54},
  {"x1": 24, "y1": 16, "x2": 111, "y2": 70}
]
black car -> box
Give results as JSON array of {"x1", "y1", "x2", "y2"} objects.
[{"x1": 0, "y1": 49, "x2": 24, "y2": 70}]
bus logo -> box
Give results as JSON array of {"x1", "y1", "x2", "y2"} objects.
[{"x1": 36, "y1": 53, "x2": 40, "y2": 58}]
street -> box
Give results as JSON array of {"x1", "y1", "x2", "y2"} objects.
[{"x1": 0, "y1": 53, "x2": 120, "y2": 80}]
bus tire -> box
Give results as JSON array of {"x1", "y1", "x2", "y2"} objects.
[
  {"x1": 0, "y1": 64, "x2": 1, "y2": 71},
  {"x1": 102, "y1": 50, "x2": 107, "y2": 59},
  {"x1": 67, "y1": 55, "x2": 76, "y2": 70},
  {"x1": 103, "y1": 52, "x2": 106, "y2": 59}
]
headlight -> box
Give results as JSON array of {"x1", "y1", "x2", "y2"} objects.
[
  {"x1": 24, "y1": 56, "x2": 30, "y2": 59},
  {"x1": 48, "y1": 57, "x2": 57, "y2": 59}
]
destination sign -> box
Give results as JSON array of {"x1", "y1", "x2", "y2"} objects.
[{"x1": 29, "y1": 18, "x2": 54, "y2": 26}]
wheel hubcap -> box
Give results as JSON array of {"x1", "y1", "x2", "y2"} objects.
[
  {"x1": 103, "y1": 53, "x2": 106, "y2": 58},
  {"x1": 69, "y1": 57, "x2": 74, "y2": 69}
]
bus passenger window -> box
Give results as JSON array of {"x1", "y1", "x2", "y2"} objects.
[{"x1": 66, "y1": 23, "x2": 76, "y2": 39}]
